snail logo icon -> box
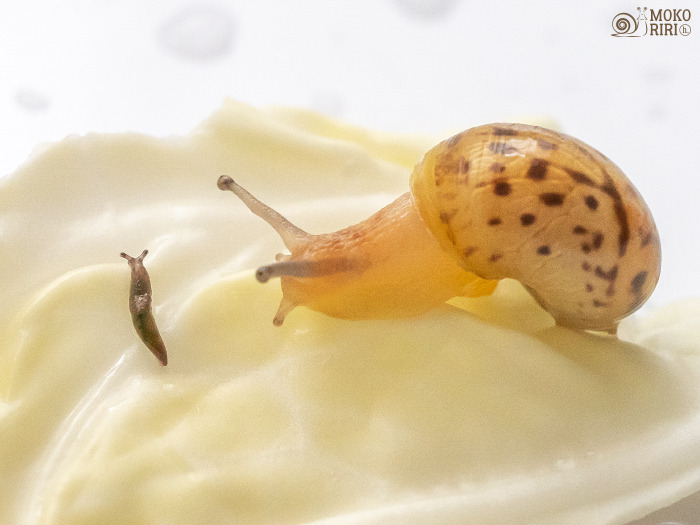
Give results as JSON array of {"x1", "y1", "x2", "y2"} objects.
[
  {"x1": 612, "y1": 7, "x2": 648, "y2": 36},
  {"x1": 611, "y1": 7, "x2": 692, "y2": 36}
]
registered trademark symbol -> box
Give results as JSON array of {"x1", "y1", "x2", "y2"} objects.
[{"x1": 680, "y1": 24, "x2": 691, "y2": 35}]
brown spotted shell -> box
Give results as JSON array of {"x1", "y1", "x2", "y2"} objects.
[{"x1": 410, "y1": 123, "x2": 661, "y2": 331}]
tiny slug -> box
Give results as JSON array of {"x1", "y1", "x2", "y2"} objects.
[
  {"x1": 121, "y1": 250, "x2": 168, "y2": 365},
  {"x1": 218, "y1": 123, "x2": 661, "y2": 333}
]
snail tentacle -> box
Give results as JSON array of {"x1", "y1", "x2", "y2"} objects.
[
  {"x1": 273, "y1": 297, "x2": 296, "y2": 326},
  {"x1": 256, "y1": 258, "x2": 355, "y2": 283},
  {"x1": 218, "y1": 175, "x2": 309, "y2": 251}
]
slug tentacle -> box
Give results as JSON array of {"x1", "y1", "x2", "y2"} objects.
[{"x1": 120, "y1": 249, "x2": 148, "y2": 263}]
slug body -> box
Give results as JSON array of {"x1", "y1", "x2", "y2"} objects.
[
  {"x1": 121, "y1": 250, "x2": 168, "y2": 365},
  {"x1": 219, "y1": 123, "x2": 660, "y2": 332}
]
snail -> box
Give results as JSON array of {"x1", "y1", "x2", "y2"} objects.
[
  {"x1": 121, "y1": 250, "x2": 168, "y2": 365},
  {"x1": 218, "y1": 123, "x2": 660, "y2": 333}
]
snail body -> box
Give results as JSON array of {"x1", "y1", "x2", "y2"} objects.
[{"x1": 218, "y1": 123, "x2": 660, "y2": 332}]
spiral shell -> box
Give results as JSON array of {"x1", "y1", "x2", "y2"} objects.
[
  {"x1": 410, "y1": 123, "x2": 661, "y2": 331},
  {"x1": 611, "y1": 13, "x2": 638, "y2": 36}
]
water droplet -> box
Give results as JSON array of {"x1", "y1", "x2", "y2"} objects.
[
  {"x1": 15, "y1": 88, "x2": 50, "y2": 111},
  {"x1": 392, "y1": 0, "x2": 462, "y2": 19},
  {"x1": 159, "y1": 4, "x2": 235, "y2": 61}
]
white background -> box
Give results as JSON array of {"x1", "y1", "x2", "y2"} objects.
[
  {"x1": 0, "y1": 2, "x2": 698, "y2": 520},
  {"x1": 1, "y1": 0, "x2": 699, "y2": 308}
]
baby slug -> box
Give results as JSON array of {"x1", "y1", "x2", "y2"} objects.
[
  {"x1": 121, "y1": 250, "x2": 168, "y2": 365},
  {"x1": 218, "y1": 123, "x2": 661, "y2": 333}
]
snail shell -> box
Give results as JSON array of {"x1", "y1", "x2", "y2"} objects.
[
  {"x1": 219, "y1": 123, "x2": 660, "y2": 333},
  {"x1": 411, "y1": 124, "x2": 660, "y2": 331},
  {"x1": 611, "y1": 12, "x2": 638, "y2": 36}
]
